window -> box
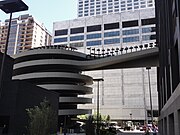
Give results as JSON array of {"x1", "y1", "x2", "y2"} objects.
[
  {"x1": 142, "y1": 34, "x2": 156, "y2": 41},
  {"x1": 70, "y1": 42, "x2": 83, "y2": 47},
  {"x1": 85, "y1": 7, "x2": 89, "y2": 9},
  {"x1": 87, "y1": 40, "x2": 101, "y2": 46},
  {"x1": 104, "y1": 22, "x2": 119, "y2": 30},
  {"x1": 87, "y1": 33, "x2": 101, "y2": 39},
  {"x1": 134, "y1": 2, "x2": 139, "y2": 5},
  {"x1": 127, "y1": 7, "x2": 132, "y2": 10},
  {"x1": 148, "y1": 4, "x2": 153, "y2": 7},
  {"x1": 104, "y1": 31, "x2": 120, "y2": 37},
  {"x1": 55, "y1": 29, "x2": 68, "y2": 36},
  {"x1": 122, "y1": 29, "x2": 139, "y2": 35},
  {"x1": 54, "y1": 37, "x2": 67, "y2": 43},
  {"x1": 127, "y1": 0, "x2": 132, "y2": 3},
  {"x1": 141, "y1": 1, "x2": 146, "y2": 5},
  {"x1": 141, "y1": 5, "x2": 146, "y2": 8},
  {"x1": 87, "y1": 25, "x2": 101, "y2": 32},
  {"x1": 70, "y1": 35, "x2": 84, "y2": 41},
  {"x1": 141, "y1": 18, "x2": 156, "y2": 25},
  {"x1": 104, "y1": 38, "x2": 120, "y2": 44},
  {"x1": 142, "y1": 27, "x2": 156, "y2": 33},
  {"x1": 123, "y1": 36, "x2": 139, "y2": 42},
  {"x1": 134, "y1": 6, "x2": 139, "y2": 9},
  {"x1": 122, "y1": 20, "x2": 138, "y2": 28},
  {"x1": 70, "y1": 27, "x2": 84, "y2": 34},
  {"x1": 90, "y1": 6, "x2": 94, "y2": 9},
  {"x1": 127, "y1": 3, "x2": 132, "y2": 6}
]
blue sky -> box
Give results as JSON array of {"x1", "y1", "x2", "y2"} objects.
[{"x1": 0, "y1": 0, "x2": 77, "y2": 32}]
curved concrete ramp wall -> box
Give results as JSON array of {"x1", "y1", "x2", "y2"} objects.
[{"x1": 12, "y1": 46, "x2": 159, "y2": 118}]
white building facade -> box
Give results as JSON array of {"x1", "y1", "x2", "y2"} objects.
[
  {"x1": 0, "y1": 14, "x2": 52, "y2": 55},
  {"x1": 78, "y1": 0, "x2": 155, "y2": 17},
  {"x1": 53, "y1": 8, "x2": 158, "y2": 123}
]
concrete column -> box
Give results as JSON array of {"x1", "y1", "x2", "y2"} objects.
[
  {"x1": 174, "y1": 111, "x2": 180, "y2": 135},
  {"x1": 163, "y1": 117, "x2": 167, "y2": 135}
]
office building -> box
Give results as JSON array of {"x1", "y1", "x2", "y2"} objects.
[
  {"x1": 0, "y1": 14, "x2": 52, "y2": 55},
  {"x1": 78, "y1": 0, "x2": 155, "y2": 17},
  {"x1": 53, "y1": 7, "x2": 158, "y2": 123},
  {"x1": 156, "y1": 0, "x2": 180, "y2": 135}
]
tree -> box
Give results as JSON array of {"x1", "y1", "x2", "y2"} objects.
[{"x1": 26, "y1": 98, "x2": 57, "y2": 135}]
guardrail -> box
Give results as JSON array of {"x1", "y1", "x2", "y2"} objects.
[{"x1": 86, "y1": 42, "x2": 158, "y2": 59}]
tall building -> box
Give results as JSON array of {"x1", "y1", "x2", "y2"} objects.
[
  {"x1": 156, "y1": 0, "x2": 180, "y2": 135},
  {"x1": 78, "y1": 0, "x2": 155, "y2": 17},
  {"x1": 0, "y1": 14, "x2": 52, "y2": 55},
  {"x1": 53, "y1": 7, "x2": 158, "y2": 124}
]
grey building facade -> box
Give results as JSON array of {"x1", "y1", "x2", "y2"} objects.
[
  {"x1": 53, "y1": 8, "x2": 158, "y2": 123},
  {"x1": 156, "y1": 0, "x2": 180, "y2": 135}
]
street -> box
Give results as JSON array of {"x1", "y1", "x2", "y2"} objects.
[
  {"x1": 116, "y1": 130, "x2": 158, "y2": 135},
  {"x1": 117, "y1": 130, "x2": 145, "y2": 135}
]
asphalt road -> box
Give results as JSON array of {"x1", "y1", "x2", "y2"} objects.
[
  {"x1": 117, "y1": 133, "x2": 144, "y2": 135},
  {"x1": 116, "y1": 130, "x2": 145, "y2": 135},
  {"x1": 117, "y1": 130, "x2": 158, "y2": 135}
]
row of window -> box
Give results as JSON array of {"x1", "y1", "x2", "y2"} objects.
[
  {"x1": 79, "y1": 2, "x2": 153, "y2": 10},
  {"x1": 54, "y1": 27, "x2": 155, "y2": 42},
  {"x1": 78, "y1": 4, "x2": 154, "y2": 17},
  {"x1": 55, "y1": 18, "x2": 156, "y2": 36},
  {"x1": 54, "y1": 34, "x2": 156, "y2": 45},
  {"x1": 78, "y1": 0, "x2": 154, "y2": 7}
]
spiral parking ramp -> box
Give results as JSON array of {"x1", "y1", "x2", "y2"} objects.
[
  {"x1": 12, "y1": 46, "x2": 93, "y2": 117},
  {"x1": 12, "y1": 45, "x2": 158, "y2": 119}
]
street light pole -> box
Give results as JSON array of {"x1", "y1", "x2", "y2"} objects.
[
  {"x1": 0, "y1": 12, "x2": 12, "y2": 99},
  {"x1": 93, "y1": 78, "x2": 104, "y2": 135},
  {"x1": 0, "y1": 0, "x2": 28, "y2": 99},
  {"x1": 146, "y1": 67, "x2": 153, "y2": 126}
]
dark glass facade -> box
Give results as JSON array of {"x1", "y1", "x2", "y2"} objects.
[{"x1": 156, "y1": 0, "x2": 180, "y2": 134}]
